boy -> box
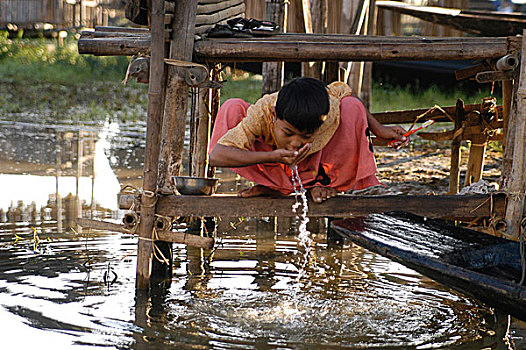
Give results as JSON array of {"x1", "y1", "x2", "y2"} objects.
[{"x1": 209, "y1": 77, "x2": 407, "y2": 203}]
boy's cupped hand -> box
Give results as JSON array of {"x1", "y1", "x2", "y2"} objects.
[{"x1": 274, "y1": 143, "x2": 312, "y2": 165}]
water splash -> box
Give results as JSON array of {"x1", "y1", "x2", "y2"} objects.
[
  {"x1": 290, "y1": 165, "x2": 311, "y2": 255},
  {"x1": 290, "y1": 165, "x2": 313, "y2": 295}
]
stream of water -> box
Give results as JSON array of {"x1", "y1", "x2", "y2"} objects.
[{"x1": 1, "y1": 121, "x2": 525, "y2": 349}]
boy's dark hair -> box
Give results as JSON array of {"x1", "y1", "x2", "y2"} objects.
[{"x1": 275, "y1": 77, "x2": 329, "y2": 133}]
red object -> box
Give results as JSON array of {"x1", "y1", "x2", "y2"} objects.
[
  {"x1": 387, "y1": 119, "x2": 435, "y2": 147},
  {"x1": 209, "y1": 97, "x2": 381, "y2": 194}
]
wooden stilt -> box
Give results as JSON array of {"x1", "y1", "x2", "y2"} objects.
[
  {"x1": 136, "y1": 0, "x2": 166, "y2": 290},
  {"x1": 157, "y1": 0, "x2": 198, "y2": 193},
  {"x1": 503, "y1": 30, "x2": 526, "y2": 241},
  {"x1": 449, "y1": 99, "x2": 464, "y2": 194},
  {"x1": 261, "y1": 0, "x2": 287, "y2": 95}
]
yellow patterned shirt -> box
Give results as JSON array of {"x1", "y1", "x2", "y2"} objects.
[{"x1": 217, "y1": 81, "x2": 352, "y2": 156}]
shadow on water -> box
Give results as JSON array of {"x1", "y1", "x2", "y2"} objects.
[{"x1": 0, "y1": 121, "x2": 525, "y2": 349}]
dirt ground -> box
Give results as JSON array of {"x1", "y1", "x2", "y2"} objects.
[{"x1": 362, "y1": 139, "x2": 502, "y2": 196}]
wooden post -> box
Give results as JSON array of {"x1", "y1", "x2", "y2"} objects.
[
  {"x1": 345, "y1": 0, "x2": 368, "y2": 101},
  {"x1": 464, "y1": 136, "x2": 487, "y2": 186},
  {"x1": 157, "y1": 0, "x2": 198, "y2": 193},
  {"x1": 261, "y1": 0, "x2": 287, "y2": 95},
  {"x1": 301, "y1": 0, "x2": 322, "y2": 79},
  {"x1": 449, "y1": 99, "x2": 464, "y2": 194},
  {"x1": 361, "y1": 0, "x2": 376, "y2": 109},
  {"x1": 135, "y1": 0, "x2": 166, "y2": 290},
  {"x1": 504, "y1": 31, "x2": 526, "y2": 241}
]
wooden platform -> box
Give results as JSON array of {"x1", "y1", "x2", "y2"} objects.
[
  {"x1": 331, "y1": 212, "x2": 526, "y2": 321},
  {"x1": 118, "y1": 193, "x2": 506, "y2": 220}
]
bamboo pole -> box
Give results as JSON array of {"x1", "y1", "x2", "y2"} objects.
[
  {"x1": 361, "y1": 0, "x2": 377, "y2": 109},
  {"x1": 502, "y1": 80, "x2": 513, "y2": 148},
  {"x1": 78, "y1": 34, "x2": 518, "y2": 59},
  {"x1": 135, "y1": 0, "x2": 165, "y2": 291},
  {"x1": 157, "y1": 0, "x2": 198, "y2": 193},
  {"x1": 449, "y1": 99, "x2": 464, "y2": 194},
  {"x1": 193, "y1": 36, "x2": 518, "y2": 63},
  {"x1": 503, "y1": 30, "x2": 526, "y2": 241},
  {"x1": 261, "y1": 0, "x2": 287, "y2": 95},
  {"x1": 191, "y1": 86, "x2": 211, "y2": 177},
  {"x1": 207, "y1": 65, "x2": 221, "y2": 180},
  {"x1": 76, "y1": 218, "x2": 214, "y2": 249}
]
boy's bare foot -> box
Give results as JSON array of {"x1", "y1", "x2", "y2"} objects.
[
  {"x1": 238, "y1": 184, "x2": 285, "y2": 198},
  {"x1": 309, "y1": 186, "x2": 338, "y2": 203}
]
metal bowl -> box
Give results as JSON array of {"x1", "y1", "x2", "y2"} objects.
[{"x1": 172, "y1": 176, "x2": 219, "y2": 195}]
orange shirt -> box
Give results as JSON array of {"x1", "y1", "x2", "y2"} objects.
[{"x1": 217, "y1": 81, "x2": 352, "y2": 156}]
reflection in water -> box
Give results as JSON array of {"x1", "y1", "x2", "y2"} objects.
[
  {"x1": 0, "y1": 122, "x2": 123, "y2": 230},
  {"x1": 1, "y1": 121, "x2": 525, "y2": 348}
]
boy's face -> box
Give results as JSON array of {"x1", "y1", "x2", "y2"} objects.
[{"x1": 273, "y1": 118, "x2": 315, "y2": 151}]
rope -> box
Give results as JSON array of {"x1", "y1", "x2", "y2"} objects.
[
  {"x1": 406, "y1": 105, "x2": 454, "y2": 134},
  {"x1": 520, "y1": 218, "x2": 526, "y2": 285}
]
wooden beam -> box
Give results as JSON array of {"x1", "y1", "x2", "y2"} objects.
[
  {"x1": 193, "y1": 35, "x2": 519, "y2": 62},
  {"x1": 76, "y1": 218, "x2": 214, "y2": 249},
  {"x1": 78, "y1": 36, "x2": 151, "y2": 56},
  {"x1": 119, "y1": 193, "x2": 505, "y2": 220},
  {"x1": 78, "y1": 34, "x2": 520, "y2": 60}
]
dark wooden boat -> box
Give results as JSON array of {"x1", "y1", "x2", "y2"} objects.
[
  {"x1": 331, "y1": 212, "x2": 526, "y2": 321},
  {"x1": 376, "y1": 0, "x2": 526, "y2": 36}
]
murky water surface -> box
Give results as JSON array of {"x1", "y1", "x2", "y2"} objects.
[{"x1": 1, "y1": 121, "x2": 525, "y2": 349}]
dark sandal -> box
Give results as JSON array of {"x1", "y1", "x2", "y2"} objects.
[{"x1": 206, "y1": 24, "x2": 234, "y2": 38}]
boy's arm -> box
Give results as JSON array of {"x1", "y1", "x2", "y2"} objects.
[
  {"x1": 365, "y1": 109, "x2": 409, "y2": 148},
  {"x1": 209, "y1": 144, "x2": 310, "y2": 167}
]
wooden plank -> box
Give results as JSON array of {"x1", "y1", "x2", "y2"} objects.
[
  {"x1": 118, "y1": 193, "x2": 505, "y2": 220},
  {"x1": 76, "y1": 218, "x2": 214, "y2": 249},
  {"x1": 94, "y1": 25, "x2": 149, "y2": 33},
  {"x1": 195, "y1": 3, "x2": 245, "y2": 26},
  {"x1": 197, "y1": 0, "x2": 244, "y2": 15}
]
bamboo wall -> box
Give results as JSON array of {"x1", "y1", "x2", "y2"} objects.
[{"x1": 0, "y1": 0, "x2": 117, "y2": 29}]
